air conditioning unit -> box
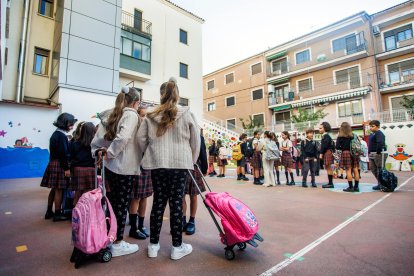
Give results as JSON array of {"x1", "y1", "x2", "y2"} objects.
[{"x1": 373, "y1": 26, "x2": 380, "y2": 36}]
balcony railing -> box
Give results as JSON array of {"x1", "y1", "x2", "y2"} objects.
[
  {"x1": 368, "y1": 109, "x2": 414, "y2": 123},
  {"x1": 379, "y1": 72, "x2": 414, "y2": 90},
  {"x1": 121, "y1": 11, "x2": 152, "y2": 37},
  {"x1": 271, "y1": 120, "x2": 321, "y2": 132},
  {"x1": 267, "y1": 40, "x2": 367, "y2": 79}
]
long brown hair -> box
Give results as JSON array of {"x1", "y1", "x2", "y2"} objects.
[
  {"x1": 147, "y1": 80, "x2": 179, "y2": 137},
  {"x1": 338, "y1": 122, "x2": 353, "y2": 138},
  {"x1": 104, "y1": 87, "x2": 141, "y2": 141}
]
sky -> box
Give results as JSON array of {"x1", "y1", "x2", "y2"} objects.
[{"x1": 171, "y1": 0, "x2": 408, "y2": 74}]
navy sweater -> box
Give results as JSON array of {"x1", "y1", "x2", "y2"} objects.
[
  {"x1": 197, "y1": 135, "x2": 208, "y2": 174},
  {"x1": 368, "y1": 130, "x2": 386, "y2": 154},
  {"x1": 49, "y1": 130, "x2": 70, "y2": 170},
  {"x1": 69, "y1": 141, "x2": 95, "y2": 168}
]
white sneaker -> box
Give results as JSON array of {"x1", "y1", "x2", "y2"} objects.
[
  {"x1": 111, "y1": 241, "x2": 139, "y2": 257},
  {"x1": 148, "y1": 243, "x2": 160, "y2": 258},
  {"x1": 171, "y1": 243, "x2": 192, "y2": 260}
]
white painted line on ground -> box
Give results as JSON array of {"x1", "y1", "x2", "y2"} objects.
[{"x1": 260, "y1": 175, "x2": 414, "y2": 276}]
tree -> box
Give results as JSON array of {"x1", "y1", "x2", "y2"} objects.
[
  {"x1": 291, "y1": 108, "x2": 328, "y2": 123},
  {"x1": 400, "y1": 95, "x2": 414, "y2": 111},
  {"x1": 239, "y1": 115, "x2": 263, "y2": 135}
]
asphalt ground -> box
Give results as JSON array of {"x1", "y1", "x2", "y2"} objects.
[{"x1": 0, "y1": 170, "x2": 413, "y2": 275}]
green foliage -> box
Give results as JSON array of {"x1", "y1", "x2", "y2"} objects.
[
  {"x1": 400, "y1": 95, "x2": 414, "y2": 111},
  {"x1": 239, "y1": 115, "x2": 263, "y2": 135},
  {"x1": 291, "y1": 108, "x2": 328, "y2": 123}
]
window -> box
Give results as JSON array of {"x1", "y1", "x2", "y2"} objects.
[
  {"x1": 226, "y1": 96, "x2": 235, "y2": 107},
  {"x1": 180, "y1": 63, "x2": 188, "y2": 78},
  {"x1": 332, "y1": 34, "x2": 357, "y2": 53},
  {"x1": 225, "y1": 73, "x2": 234, "y2": 84},
  {"x1": 6, "y1": 7, "x2": 10, "y2": 38},
  {"x1": 39, "y1": 0, "x2": 53, "y2": 17},
  {"x1": 384, "y1": 24, "x2": 413, "y2": 51},
  {"x1": 179, "y1": 97, "x2": 189, "y2": 106},
  {"x1": 275, "y1": 111, "x2": 290, "y2": 122},
  {"x1": 295, "y1": 49, "x2": 310, "y2": 65},
  {"x1": 33, "y1": 47, "x2": 50, "y2": 75},
  {"x1": 274, "y1": 84, "x2": 290, "y2": 98},
  {"x1": 227, "y1": 119, "x2": 236, "y2": 130},
  {"x1": 272, "y1": 58, "x2": 288, "y2": 74},
  {"x1": 207, "y1": 102, "x2": 216, "y2": 112},
  {"x1": 298, "y1": 78, "x2": 313, "y2": 92},
  {"x1": 251, "y1": 63, "x2": 262, "y2": 75},
  {"x1": 338, "y1": 100, "x2": 363, "y2": 118},
  {"x1": 335, "y1": 66, "x2": 360, "y2": 88},
  {"x1": 134, "y1": 9, "x2": 142, "y2": 31},
  {"x1": 252, "y1": 89, "x2": 263, "y2": 100},
  {"x1": 207, "y1": 80, "x2": 214, "y2": 90},
  {"x1": 391, "y1": 95, "x2": 414, "y2": 111},
  {"x1": 180, "y1": 29, "x2": 188, "y2": 44},
  {"x1": 121, "y1": 37, "x2": 151, "y2": 62},
  {"x1": 252, "y1": 114, "x2": 264, "y2": 127},
  {"x1": 388, "y1": 59, "x2": 414, "y2": 84}
]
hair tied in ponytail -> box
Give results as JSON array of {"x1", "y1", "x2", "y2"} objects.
[
  {"x1": 168, "y1": 77, "x2": 177, "y2": 84},
  {"x1": 121, "y1": 86, "x2": 129, "y2": 94}
]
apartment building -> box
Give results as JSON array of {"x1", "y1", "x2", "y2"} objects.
[
  {"x1": 203, "y1": 53, "x2": 271, "y2": 132},
  {"x1": 0, "y1": 0, "x2": 203, "y2": 178},
  {"x1": 371, "y1": 1, "x2": 414, "y2": 121}
]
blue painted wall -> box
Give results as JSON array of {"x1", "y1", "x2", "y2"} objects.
[{"x1": 0, "y1": 147, "x2": 49, "y2": 179}]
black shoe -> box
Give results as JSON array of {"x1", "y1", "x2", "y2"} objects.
[
  {"x1": 45, "y1": 210, "x2": 54, "y2": 220},
  {"x1": 302, "y1": 183, "x2": 308, "y2": 188},
  {"x1": 290, "y1": 180, "x2": 295, "y2": 186},
  {"x1": 139, "y1": 227, "x2": 150, "y2": 237},
  {"x1": 209, "y1": 173, "x2": 215, "y2": 177},
  {"x1": 311, "y1": 183, "x2": 317, "y2": 188},
  {"x1": 217, "y1": 174, "x2": 224, "y2": 178},
  {"x1": 242, "y1": 176, "x2": 249, "y2": 181},
  {"x1": 253, "y1": 178, "x2": 262, "y2": 185},
  {"x1": 343, "y1": 187, "x2": 354, "y2": 192},
  {"x1": 185, "y1": 222, "x2": 195, "y2": 235},
  {"x1": 129, "y1": 229, "x2": 147, "y2": 239},
  {"x1": 322, "y1": 184, "x2": 334, "y2": 189},
  {"x1": 213, "y1": 171, "x2": 217, "y2": 175},
  {"x1": 276, "y1": 181, "x2": 281, "y2": 185},
  {"x1": 353, "y1": 187, "x2": 360, "y2": 192},
  {"x1": 338, "y1": 175, "x2": 344, "y2": 179},
  {"x1": 372, "y1": 185, "x2": 381, "y2": 191},
  {"x1": 237, "y1": 175, "x2": 242, "y2": 180},
  {"x1": 53, "y1": 211, "x2": 68, "y2": 222}
]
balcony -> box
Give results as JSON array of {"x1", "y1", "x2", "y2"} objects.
[
  {"x1": 368, "y1": 109, "x2": 414, "y2": 123},
  {"x1": 121, "y1": 11, "x2": 152, "y2": 38},
  {"x1": 379, "y1": 73, "x2": 414, "y2": 94},
  {"x1": 267, "y1": 39, "x2": 367, "y2": 83}
]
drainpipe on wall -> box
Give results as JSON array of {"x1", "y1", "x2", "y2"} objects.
[
  {"x1": 367, "y1": 15, "x2": 383, "y2": 113},
  {"x1": 16, "y1": 0, "x2": 30, "y2": 103}
]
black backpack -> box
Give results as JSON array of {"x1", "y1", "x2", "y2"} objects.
[
  {"x1": 245, "y1": 138, "x2": 254, "y2": 158},
  {"x1": 379, "y1": 169, "x2": 398, "y2": 192}
]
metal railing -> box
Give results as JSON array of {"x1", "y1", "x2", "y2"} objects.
[
  {"x1": 266, "y1": 39, "x2": 367, "y2": 78},
  {"x1": 368, "y1": 109, "x2": 414, "y2": 123},
  {"x1": 121, "y1": 11, "x2": 152, "y2": 36},
  {"x1": 202, "y1": 113, "x2": 245, "y2": 135},
  {"x1": 271, "y1": 120, "x2": 321, "y2": 132},
  {"x1": 379, "y1": 72, "x2": 414, "y2": 90}
]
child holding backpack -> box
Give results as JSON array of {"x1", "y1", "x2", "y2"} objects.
[
  {"x1": 336, "y1": 122, "x2": 360, "y2": 192},
  {"x1": 301, "y1": 129, "x2": 318, "y2": 188},
  {"x1": 234, "y1": 134, "x2": 249, "y2": 181},
  {"x1": 280, "y1": 131, "x2": 295, "y2": 186}
]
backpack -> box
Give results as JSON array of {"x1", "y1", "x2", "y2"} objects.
[
  {"x1": 72, "y1": 187, "x2": 117, "y2": 254},
  {"x1": 245, "y1": 138, "x2": 254, "y2": 158},
  {"x1": 232, "y1": 143, "x2": 243, "y2": 161},
  {"x1": 379, "y1": 169, "x2": 398, "y2": 192},
  {"x1": 265, "y1": 141, "x2": 281, "y2": 161},
  {"x1": 350, "y1": 134, "x2": 363, "y2": 157}
]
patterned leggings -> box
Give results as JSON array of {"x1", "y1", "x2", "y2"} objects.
[
  {"x1": 105, "y1": 168, "x2": 135, "y2": 241},
  {"x1": 150, "y1": 169, "x2": 187, "y2": 247}
]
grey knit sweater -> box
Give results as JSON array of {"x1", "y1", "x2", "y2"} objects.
[{"x1": 137, "y1": 106, "x2": 200, "y2": 170}]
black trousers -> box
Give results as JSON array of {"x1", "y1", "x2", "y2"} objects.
[
  {"x1": 150, "y1": 169, "x2": 187, "y2": 247},
  {"x1": 105, "y1": 168, "x2": 135, "y2": 241},
  {"x1": 302, "y1": 159, "x2": 316, "y2": 184}
]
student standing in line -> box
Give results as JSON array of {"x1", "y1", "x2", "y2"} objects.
[
  {"x1": 69, "y1": 122, "x2": 96, "y2": 206},
  {"x1": 137, "y1": 79, "x2": 200, "y2": 260},
  {"x1": 216, "y1": 139, "x2": 227, "y2": 177},
  {"x1": 208, "y1": 139, "x2": 217, "y2": 176},
  {"x1": 270, "y1": 132, "x2": 282, "y2": 185},
  {"x1": 236, "y1": 133, "x2": 249, "y2": 181},
  {"x1": 336, "y1": 122, "x2": 360, "y2": 192},
  {"x1": 41, "y1": 113, "x2": 77, "y2": 221},
  {"x1": 258, "y1": 131, "x2": 276, "y2": 187},
  {"x1": 280, "y1": 131, "x2": 295, "y2": 186},
  {"x1": 301, "y1": 129, "x2": 318, "y2": 188},
  {"x1": 319, "y1": 122, "x2": 335, "y2": 189},
  {"x1": 368, "y1": 120, "x2": 387, "y2": 191},
  {"x1": 251, "y1": 131, "x2": 263, "y2": 185},
  {"x1": 91, "y1": 87, "x2": 142, "y2": 257},
  {"x1": 359, "y1": 135, "x2": 369, "y2": 173},
  {"x1": 294, "y1": 138, "x2": 302, "y2": 177}
]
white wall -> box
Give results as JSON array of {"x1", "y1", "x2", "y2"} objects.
[
  {"x1": 0, "y1": 0, "x2": 6, "y2": 99},
  {"x1": 121, "y1": 0, "x2": 204, "y2": 124}
]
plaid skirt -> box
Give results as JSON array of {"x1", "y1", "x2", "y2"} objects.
[
  {"x1": 186, "y1": 168, "x2": 206, "y2": 196},
  {"x1": 324, "y1": 150, "x2": 334, "y2": 167},
  {"x1": 70, "y1": 166, "x2": 95, "y2": 191},
  {"x1": 251, "y1": 151, "x2": 262, "y2": 169},
  {"x1": 274, "y1": 158, "x2": 282, "y2": 167},
  {"x1": 281, "y1": 151, "x2": 293, "y2": 168},
  {"x1": 340, "y1": 150, "x2": 360, "y2": 169},
  {"x1": 217, "y1": 158, "x2": 228, "y2": 166},
  {"x1": 208, "y1": 155, "x2": 216, "y2": 164},
  {"x1": 40, "y1": 160, "x2": 69, "y2": 189},
  {"x1": 132, "y1": 169, "x2": 153, "y2": 199}
]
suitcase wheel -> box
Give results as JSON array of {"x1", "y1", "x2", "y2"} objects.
[
  {"x1": 225, "y1": 249, "x2": 235, "y2": 260},
  {"x1": 237, "y1": 242, "x2": 246, "y2": 250},
  {"x1": 99, "y1": 249, "x2": 112, "y2": 263}
]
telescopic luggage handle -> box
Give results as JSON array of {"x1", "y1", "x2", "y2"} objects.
[{"x1": 94, "y1": 149, "x2": 107, "y2": 197}]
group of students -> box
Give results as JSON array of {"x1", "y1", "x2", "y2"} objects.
[
  {"x1": 207, "y1": 120, "x2": 387, "y2": 192},
  {"x1": 41, "y1": 78, "x2": 208, "y2": 260}
]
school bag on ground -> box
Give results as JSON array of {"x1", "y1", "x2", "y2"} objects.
[
  {"x1": 232, "y1": 143, "x2": 243, "y2": 161},
  {"x1": 350, "y1": 134, "x2": 363, "y2": 157},
  {"x1": 378, "y1": 153, "x2": 398, "y2": 192},
  {"x1": 265, "y1": 141, "x2": 281, "y2": 161}
]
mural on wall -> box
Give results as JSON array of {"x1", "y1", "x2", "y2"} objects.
[
  {"x1": 202, "y1": 122, "x2": 239, "y2": 158},
  {"x1": 388, "y1": 143, "x2": 413, "y2": 171},
  {"x1": 0, "y1": 105, "x2": 59, "y2": 179}
]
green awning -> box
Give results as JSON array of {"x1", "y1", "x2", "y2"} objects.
[
  {"x1": 266, "y1": 50, "x2": 287, "y2": 61},
  {"x1": 268, "y1": 76, "x2": 290, "y2": 85},
  {"x1": 273, "y1": 104, "x2": 291, "y2": 111}
]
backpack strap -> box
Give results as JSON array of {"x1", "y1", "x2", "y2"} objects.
[{"x1": 105, "y1": 196, "x2": 117, "y2": 243}]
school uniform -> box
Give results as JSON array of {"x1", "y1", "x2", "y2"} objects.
[
  {"x1": 336, "y1": 136, "x2": 359, "y2": 169},
  {"x1": 251, "y1": 138, "x2": 262, "y2": 169},
  {"x1": 132, "y1": 168, "x2": 153, "y2": 199},
  {"x1": 69, "y1": 141, "x2": 95, "y2": 191},
  {"x1": 320, "y1": 133, "x2": 335, "y2": 167},
  {"x1": 217, "y1": 147, "x2": 228, "y2": 166},
  {"x1": 186, "y1": 135, "x2": 208, "y2": 196},
  {"x1": 301, "y1": 139, "x2": 318, "y2": 186},
  {"x1": 281, "y1": 140, "x2": 293, "y2": 168},
  {"x1": 41, "y1": 130, "x2": 70, "y2": 189},
  {"x1": 274, "y1": 141, "x2": 282, "y2": 168},
  {"x1": 208, "y1": 144, "x2": 217, "y2": 164}
]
